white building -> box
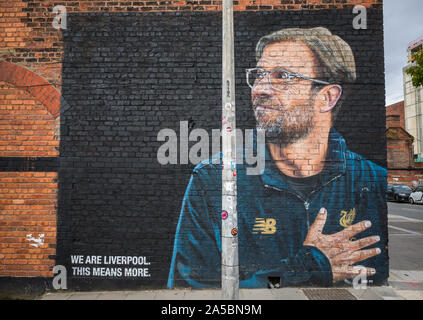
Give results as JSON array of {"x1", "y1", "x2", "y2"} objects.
[{"x1": 403, "y1": 36, "x2": 423, "y2": 162}]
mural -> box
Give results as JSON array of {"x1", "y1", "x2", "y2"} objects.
[
  {"x1": 168, "y1": 27, "x2": 388, "y2": 288},
  {"x1": 57, "y1": 9, "x2": 387, "y2": 291}
]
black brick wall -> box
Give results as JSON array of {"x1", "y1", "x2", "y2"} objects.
[{"x1": 57, "y1": 9, "x2": 385, "y2": 290}]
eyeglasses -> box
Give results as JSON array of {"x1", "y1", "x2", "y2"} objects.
[{"x1": 246, "y1": 67, "x2": 330, "y2": 91}]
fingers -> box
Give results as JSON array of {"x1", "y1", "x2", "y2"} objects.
[
  {"x1": 334, "y1": 220, "x2": 372, "y2": 241},
  {"x1": 339, "y1": 236, "x2": 381, "y2": 252},
  {"x1": 308, "y1": 208, "x2": 327, "y2": 235},
  {"x1": 332, "y1": 248, "x2": 381, "y2": 265},
  {"x1": 303, "y1": 208, "x2": 328, "y2": 247},
  {"x1": 332, "y1": 265, "x2": 376, "y2": 282}
]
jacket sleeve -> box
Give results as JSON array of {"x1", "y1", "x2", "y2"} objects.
[
  {"x1": 239, "y1": 246, "x2": 333, "y2": 288},
  {"x1": 279, "y1": 246, "x2": 333, "y2": 286},
  {"x1": 167, "y1": 169, "x2": 222, "y2": 289}
]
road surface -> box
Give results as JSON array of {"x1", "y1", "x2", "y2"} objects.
[{"x1": 388, "y1": 201, "x2": 423, "y2": 270}]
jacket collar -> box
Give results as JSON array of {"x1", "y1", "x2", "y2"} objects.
[{"x1": 259, "y1": 128, "x2": 347, "y2": 191}]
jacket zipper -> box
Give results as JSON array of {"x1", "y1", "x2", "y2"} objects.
[{"x1": 264, "y1": 172, "x2": 344, "y2": 229}]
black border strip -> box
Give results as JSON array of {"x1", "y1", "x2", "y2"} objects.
[{"x1": 0, "y1": 157, "x2": 59, "y2": 172}]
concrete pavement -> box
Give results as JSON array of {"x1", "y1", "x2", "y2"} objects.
[
  {"x1": 36, "y1": 286, "x2": 415, "y2": 300},
  {"x1": 39, "y1": 269, "x2": 423, "y2": 300}
]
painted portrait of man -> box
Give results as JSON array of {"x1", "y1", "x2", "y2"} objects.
[{"x1": 167, "y1": 27, "x2": 388, "y2": 289}]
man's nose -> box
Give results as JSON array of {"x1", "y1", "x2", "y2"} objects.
[{"x1": 251, "y1": 78, "x2": 274, "y2": 98}]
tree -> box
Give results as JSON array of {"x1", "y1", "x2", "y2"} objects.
[{"x1": 406, "y1": 49, "x2": 423, "y2": 88}]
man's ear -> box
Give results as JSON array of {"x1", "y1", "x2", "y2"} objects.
[{"x1": 319, "y1": 85, "x2": 342, "y2": 113}]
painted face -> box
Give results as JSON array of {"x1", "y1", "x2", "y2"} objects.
[{"x1": 252, "y1": 41, "x2": 321, "y2": 144}]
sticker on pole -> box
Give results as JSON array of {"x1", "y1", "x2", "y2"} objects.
[
  {"x1": 231, "y1": 228, "x2": 238, "y2": 236},
  {"x1": 221, "y1": 211, "x2": 229, "y2": 220}
]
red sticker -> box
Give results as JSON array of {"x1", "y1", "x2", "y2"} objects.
[{"x1": 221, "y1": 211, "x2": 228, "y2": 220}]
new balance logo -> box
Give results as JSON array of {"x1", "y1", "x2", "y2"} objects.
[{"x1": 253, "y1": 218, "x2": 277, "y2": 235}]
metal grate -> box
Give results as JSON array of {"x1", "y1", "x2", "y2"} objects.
[{"x1": 302, "y1": 289, "x2": 357, "y2": 300}]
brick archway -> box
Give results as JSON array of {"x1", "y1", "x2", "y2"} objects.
[
  {"x1": 0, "y1": 61, "x2": 60, "y2": 119},
  {"x1": 0, "y1": 62, "x2": 60, "y2": 278}
]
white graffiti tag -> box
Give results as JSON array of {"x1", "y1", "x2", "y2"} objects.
[{"x1": 26, "y1": 234, "x2": 45, "y2": 248}]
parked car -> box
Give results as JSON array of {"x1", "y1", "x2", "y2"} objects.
[
  {"x1": 409, "y1": 186, "x2": 423, "y2": 204},
  {"x1": 386, "y1": 184, "x2": 396, "y2": 201},
  {"x1": 387, "y1": 185, "x2": 413, "y2": 202}
]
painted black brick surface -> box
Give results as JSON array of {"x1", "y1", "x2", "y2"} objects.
[{"x1": 58, "y1": 9, "x2": 386, "y2": 290}]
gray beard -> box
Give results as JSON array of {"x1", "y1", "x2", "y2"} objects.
[{"x1": 254, "y1": 98, "x2": 315, "y2": 145}]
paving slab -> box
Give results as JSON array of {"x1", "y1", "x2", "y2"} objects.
[
  {"x1": 155, "y1": 290, "x2": 188, "y2": 300},
  {"x1": 125, "y1": 291, "x2": 158, "y2": 300},
  {"x1": 239, "y1": 289, "x2": 276, "y2": 300},
  {"x1": 184, "y1": 289, "x2": 221, "y2": 300},
  {"x1": 268, "y1": 288, "x2": 307, "y2": 300},
  {"x1": 390, "y1": 270, "x2": 423, "y2": 282},
  {"x1": 37, "y1": 286, "x2": 423, "y2": 301},
  {"x1": 395, "y1": 290, "x2": 423, "y2": 300},
  {"x1": 347, "y1": 288, "x2": 383, "y2": 300},
  {"x1": 370, "y1": 287, "x2": 405, "y2": 300},
  {"x1": 389, "y1": 281, "x2": 423, "y2": 291},
  {"x1": 389, "y1": 271, "x2": 404, "y2": 282},
  {"x1": 67, "y1": 292, "x2": 102, "y2": 300},
  {"x1": 40, "y1": 292, "x2": 73, "y2": 300},
  {"x1": 97, "y1": 291, "x2": 130, "y2": 300}
]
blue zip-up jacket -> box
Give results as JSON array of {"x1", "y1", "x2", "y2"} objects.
[{"x1": 167, "y1": 129, "x2": 388, "y2": 288}]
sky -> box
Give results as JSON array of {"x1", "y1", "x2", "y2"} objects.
[{"x1": 384, "y1": 0, "x2": 423, "y2": 106}]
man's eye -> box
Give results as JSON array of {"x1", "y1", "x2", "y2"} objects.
[{"x1": 273, "y1": 71, "x2": 288, "y2": 80}]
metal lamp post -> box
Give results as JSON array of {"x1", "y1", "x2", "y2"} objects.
[{"x1": 221, "y1": 0, "x2": 239, "y2": 300}]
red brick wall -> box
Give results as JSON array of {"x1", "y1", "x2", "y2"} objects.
[
  {"x1": 0, "y1": 172, "x2": 57, "y2": 277},
  {"x1": 386, "y1": 100, "x2": 422, "y2": 181},
  {"x1": 0, "y1": 81, "x2": 59, "y2": 157},
  {"x1": 386, "y1": 101, "x2": 405, "y2": 130},
  {"x1": 388, "y1": 170, "x2": 423, "y2": 187},
  {"x1": 1, "y1": 0, "x2": 61, "y2": 277},
  {"x1": 415, "y1": 162, "x2": 423, "y2": 169},
  {"x1": 387, "y1": 139, "x2": 414, "y2": 169}
]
